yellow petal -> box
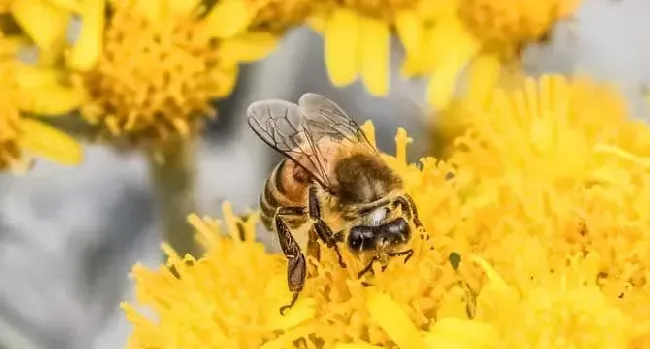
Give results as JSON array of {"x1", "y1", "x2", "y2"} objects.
[
  {"x1": 66, "y1": 0, "x2": 104, "y2": 72},
  {"x1": 0, "y1": 35, "x2": 31, "y2": 58},
  {"x1": 200, "y1": 0, "x2": 252, "y2": 38},
  {"x1": 359, "y1": 16, "x2": 389, "y2": 96},
  {"x1": 219, "y1": 32, "x2": 279, "y2": 64},
  {"x1": 424, "y1": 318, "x2": 496, "y2": 349},
  {"x1": 395, "y1": 10, "x2": 422, "y2": 59},
  {"x1": 426, "y1": 22, "x2": 479, "y2": 109},
  {"x1": 11, "y1": 0, "x2": 70, "y2": 52},
  {"x1": 19, "y1": 118, "x2": 83, "y2": 165},
  {"x1": 14, "y1": 63, "x2": 64, "y2": 88},
  {"x1": 466, "y1": 53, "x2": 501, "y2": 103},
  {"x1": 306, "y1": 14, "x2": 326, "y2": 33},
  {"x1": 47, "y1": 0, "x2": 81, "y2": 13},
  {"x1": 207, "y1": 63, "x2": 238, "y2": 97},
  {"x1": 365, "y1": 289, "x2": 428, "y2": 349},
  {"x1": 469, "y1": 254, "x2": 509, "y2": 290},
  {"x1": 325, "y1": 8, "x2": 360, "y2": 87},
  {"x1": 20, "y1": 85, "x2": 86, "y2": 115}
]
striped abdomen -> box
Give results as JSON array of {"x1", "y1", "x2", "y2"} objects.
[{"x1": 260, "y1": 159, "x2": 310, "y2": 231}]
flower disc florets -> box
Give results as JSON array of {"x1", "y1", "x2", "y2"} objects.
[{"x1": 80, "y1": 1, "x2": 233, "y2": 149}]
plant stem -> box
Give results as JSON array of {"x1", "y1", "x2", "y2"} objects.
[{"x1": 148, "y1": 136, "x2": 202, "y2": 261}]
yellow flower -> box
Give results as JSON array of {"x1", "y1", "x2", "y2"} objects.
[
  {"x1": 308, "y1": 0, "x2": 423, "y2": 96},
  {"x1": 0, "y1": 32, "x2": 83, "y2": 172},
  {"x1": 401, "y1": 0, "x2": 583, "y2": 109},
  {"x1": 124, "y1": 75, "x2": 650, "y2": 348},
  {"x1": 75, "y1": 0, "x2": 277, "y2": 151}
]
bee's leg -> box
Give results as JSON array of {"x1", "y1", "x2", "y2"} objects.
[
  {"x1": 393, "y1": 194, "x2": 424, "y2": 230},
  {"x1": 308, "y1": 185, "x2": 347, "y2": 268},
  {"x1": 274, "y1": 207, "x2": 307, "y2": 315},
  {"x1": 357, "y1": 255, "x2": 380, "y2": 278},
  {"x1": 388, "y1": 249, "x2": 414, "y2": 264}
]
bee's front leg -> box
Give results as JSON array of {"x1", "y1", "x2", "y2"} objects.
[
  {"x1": 308, "y1": 185, "x2": 347, "y2": 268},
  {"x1": 274, "y1": 207, "x2": 307, "y2": 315},
  {"x1": 394, "y1": 194, "x2": 424, "y2": 231}
]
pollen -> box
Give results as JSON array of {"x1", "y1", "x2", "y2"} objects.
[
  {"x1": 79, "y1": 1, "x2": 233, "y2": 149},
  {"x1": 458, "y1": 0, "x2": 583, "y2": 53}
]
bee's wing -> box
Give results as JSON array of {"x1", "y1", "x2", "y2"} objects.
[
  {"x1": 247, "y1": 98, "x2": 333, "y2": 188},
  {"x1": 298, "y1": 93, "x2": 378, "y2": 155}
]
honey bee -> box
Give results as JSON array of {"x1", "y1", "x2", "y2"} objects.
[{"x1": 247, "y1": 93, "x2": 424, "y2": 314}]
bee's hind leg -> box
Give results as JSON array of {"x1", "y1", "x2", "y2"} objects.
[{"x1": 275, "y1": 207, "x2": 307, "y2": 315}]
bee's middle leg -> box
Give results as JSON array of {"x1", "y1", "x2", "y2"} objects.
[
  {"x1": 308, "y1": 185, "x2": 347, "y2": 268},
  {"x1": 275, "y1": 207, "x2": 307, "y2": 315}
]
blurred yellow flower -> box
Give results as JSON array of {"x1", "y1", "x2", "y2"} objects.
[
  {"x1": 76, "y1": 0, "x2": 277, "y2": 151},
  {"x1": 402, "y1": 0, "x2": 583, "y2": 109},
  {"x1": 0, "y1": 32, "x2": 83, "y2": 172},
  {"x1": 308, "y1": 0, "x2": 422, "y2": 96},
  {"x1": 123, "y1": 76, "x2": 650, "y2": 347}
]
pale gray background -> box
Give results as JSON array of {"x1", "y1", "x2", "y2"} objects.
[{"x1": 1, "y1": 0, "x2": 650, "y2": 347}]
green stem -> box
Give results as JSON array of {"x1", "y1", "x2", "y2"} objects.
[{"x1": 148, "y1": 137, "x2": 202, "y2": 261}]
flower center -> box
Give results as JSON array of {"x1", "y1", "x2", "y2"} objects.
[
  {"x1": 80, "y1": 4, "x2": 227, "y2": 149},
  {"x1": 337, "y1": 0, "x2": 418, "y2": 21},
  {"x1": 458, "y1": 0, "x2": 578, "y2": 50},
  {"x1": 246, "y1": 0, "x2": 313, "y2": 32}
]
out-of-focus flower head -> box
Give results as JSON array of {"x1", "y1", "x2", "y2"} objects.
[
  {"x1": 307, "y1": 0, "x2": 423, "y2": 97},
  {"x1": 0, "y1": 28, "x2": 83, "y2": 172},
  {"x1": 402, "y1": 0, "x2": 583, "y2": 109},
  {"x1": 74, "y1": 0, "x2": 277, "y2": 154},
  {"x1": 123, "y1": 76, "x2": 650, "y2": 347}
]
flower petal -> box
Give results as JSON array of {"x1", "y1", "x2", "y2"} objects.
[
  {"x1": 220, "y1": 32, "x2": 279, "y2": 64},
  {"x1": 14, "y1": 63, "x2": 63, "y2": 88},
  {"x1": 466, "y1": 54, "x2": 501, "y2": 103},
  {"x1": 19, "y1": 118, "x2": 83, "y2": 165},
  {"x1": 425, "y1": 22, "x2": 479, "y2": 109},
  {"x1": 424, "y1": 318, "x2": 496, "y2": 349},
  {"x1": 359, "y1": 16, "x2": 389, "y2": 96},
  {"x1": 11, "y1": 0, "x2": 70, "y2": 52},
  {"x1": 47, "y1": 0, "x2": 81, "y2": 13},
  {"x1": 200, "y1": 0, "x2": 252, "y2": 38},
  {"x1": 19, "y1": 85, "x2": 86, "y2": 115},
  {"x1": 325, "y1": 8, "x2": 360, "y2": 87},
  {"x1": 66, "y1": 0, "x2": 105, "y2": 72},
  {"x1": 395, "y1": 9, "x2": 422, "y2": 60},
  {"x1": 365, "y1": 289, "x2": 428, "y2": 349},
  {"x1": 206, "y1": 63, "x2": 238, "y2": 97}
]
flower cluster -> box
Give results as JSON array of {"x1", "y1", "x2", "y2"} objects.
[{"x1": 123, "y1": 75, "x2": 650, "y2": 348}]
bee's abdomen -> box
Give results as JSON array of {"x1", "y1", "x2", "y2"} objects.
[{"x1": 260, "y1": 159, "x2": 308, "y2": 231}]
